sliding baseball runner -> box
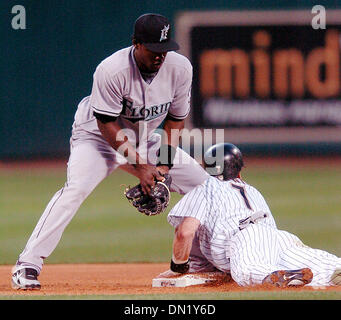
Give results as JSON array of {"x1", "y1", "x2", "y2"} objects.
[{"x1": 156, "y1": 143, "x2": 341, "y2": 288}]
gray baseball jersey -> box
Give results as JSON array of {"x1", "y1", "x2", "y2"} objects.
[
  {"x1": 74, "y1": 46, "x2": 192, "y2": 144},
  {"x1": 16, "y1": 46, "x2": 209, "y2": 272},
  {"x1": 168, "y1": 176, "x2": 341, "y2": 287}
]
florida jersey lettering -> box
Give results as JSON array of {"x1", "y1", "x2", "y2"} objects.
[{"x1": 121, "y1": 98, "x2": 171, "y2": 123}]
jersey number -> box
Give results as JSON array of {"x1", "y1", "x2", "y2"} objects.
[{"x1": 231, "y1": 184, "x2": 252, "y2": 210}]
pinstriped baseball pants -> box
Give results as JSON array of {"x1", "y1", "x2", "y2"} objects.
[{"x1": 229, "y1": 223, "x2": 341, "y2": 286}]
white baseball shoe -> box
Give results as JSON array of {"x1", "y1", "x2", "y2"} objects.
[{"x1": 11, "y1": 266, "x2": 41, "y2": 290}]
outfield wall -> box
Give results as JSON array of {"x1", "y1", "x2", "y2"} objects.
[{"x1": 1, "y1": 1, "x2": 340, "y2": 159}]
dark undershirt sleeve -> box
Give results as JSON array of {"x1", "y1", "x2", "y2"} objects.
[
  {"x1": 165, "y1": 113, "x2": 185, "y2": 122},
  {"x1": 93, "y1": 111, "x2": 118, "y2": 123}
]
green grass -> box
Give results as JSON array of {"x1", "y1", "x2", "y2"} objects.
[
  {"x1": 245, "y1": 166, "x2": 341, "y2": 255},
  {"x1": 1, "y1": 162, "x2": 341, "y2": 299},
  {"x1": 0, "y1": 168, "x2": 182, "y2": 264}
]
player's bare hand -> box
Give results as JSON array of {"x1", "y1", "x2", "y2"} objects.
[
  {"x1": 156, "y1": 269, "x2": 181, "y2": 278},
  {"x1": 156, "y1": 165, "x2": 170, "y2": 176},
  {"x1": 135, "y1": 163, "x2": 163, "y2": 195}
]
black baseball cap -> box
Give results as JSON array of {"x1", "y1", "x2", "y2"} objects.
[{"x1": 133, "y1": 13, "x2": 180, "y2": 52}]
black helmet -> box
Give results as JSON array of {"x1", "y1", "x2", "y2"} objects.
[{"x1": 204, "y1": 143, "x2": 244, "y2": 180}]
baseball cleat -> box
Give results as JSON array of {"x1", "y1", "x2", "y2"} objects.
[
  {"x1": 11, "y1": 266, "x2": 41, "y2": 290},
  {"x1": 262, "y1": 268, "x2": 313, "y2": 288},
  {"x1": 331, "y1": 268, "x2": 341, "y2": 285}
]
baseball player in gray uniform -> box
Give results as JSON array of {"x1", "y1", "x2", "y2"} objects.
[
  {"x1": 11, "y1": 13, "x2": 209, "y2": 290},
  {"x1": 158, "y1": 143, "x2": 341, "y2": 288}
]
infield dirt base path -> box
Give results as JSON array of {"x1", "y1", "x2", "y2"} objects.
[{"x1": 1, "y1": 263, "x2": 341, "y2": 296}]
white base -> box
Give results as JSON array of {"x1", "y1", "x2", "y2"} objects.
[{"x1": 152, "y1": 272, "x2": 226, "y2": 288}]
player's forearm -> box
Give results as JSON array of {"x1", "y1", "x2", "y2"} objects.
[
  {"x1": 172, "y1": 217, "x2": 200, "y2": 263},
  {"x1": 172, "y1": 233, "x2": 194, "y2": 263},
  {"x1": 156, "y1": 119, "x2": 184, "y2": 171},
  {"x1": 96, "y1": 119, "x2": 145, "y2": 165},
  {"x1": 162, "y1": 118, "x2": 184, "y2": 148}
]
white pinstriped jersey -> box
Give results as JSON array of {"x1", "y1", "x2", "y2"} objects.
[{"x1": 167, "y1": 176, "x2": 277, "y2": 272}]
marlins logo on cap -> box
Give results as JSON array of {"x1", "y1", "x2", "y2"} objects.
[{"x1": 160, "y1": 25, "x2": 170, "y2": 41}]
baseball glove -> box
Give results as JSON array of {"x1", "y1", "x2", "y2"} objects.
[{"x1": 124, "y1": 174, "x2": 172, "y2": 216}]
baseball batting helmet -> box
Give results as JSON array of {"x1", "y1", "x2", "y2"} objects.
[{"x1": 204, "y1": 143, "x2": 244, "y2": 180}]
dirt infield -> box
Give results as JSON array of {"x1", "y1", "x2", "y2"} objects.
[{"x1": 1, "y1": 263, "x2": 341, "y2": 296}]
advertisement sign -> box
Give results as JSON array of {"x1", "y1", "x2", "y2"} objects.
[{"x1": 176, "y1": 10, "x2": 341, "y2": 132}]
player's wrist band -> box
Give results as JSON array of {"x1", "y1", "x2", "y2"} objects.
[
  {"x1": 170, "y1": 259, "x2": 190, "y2": 273},
  {"x1": 156, "y1": 144, "x2": 176, "y2": 169}
]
